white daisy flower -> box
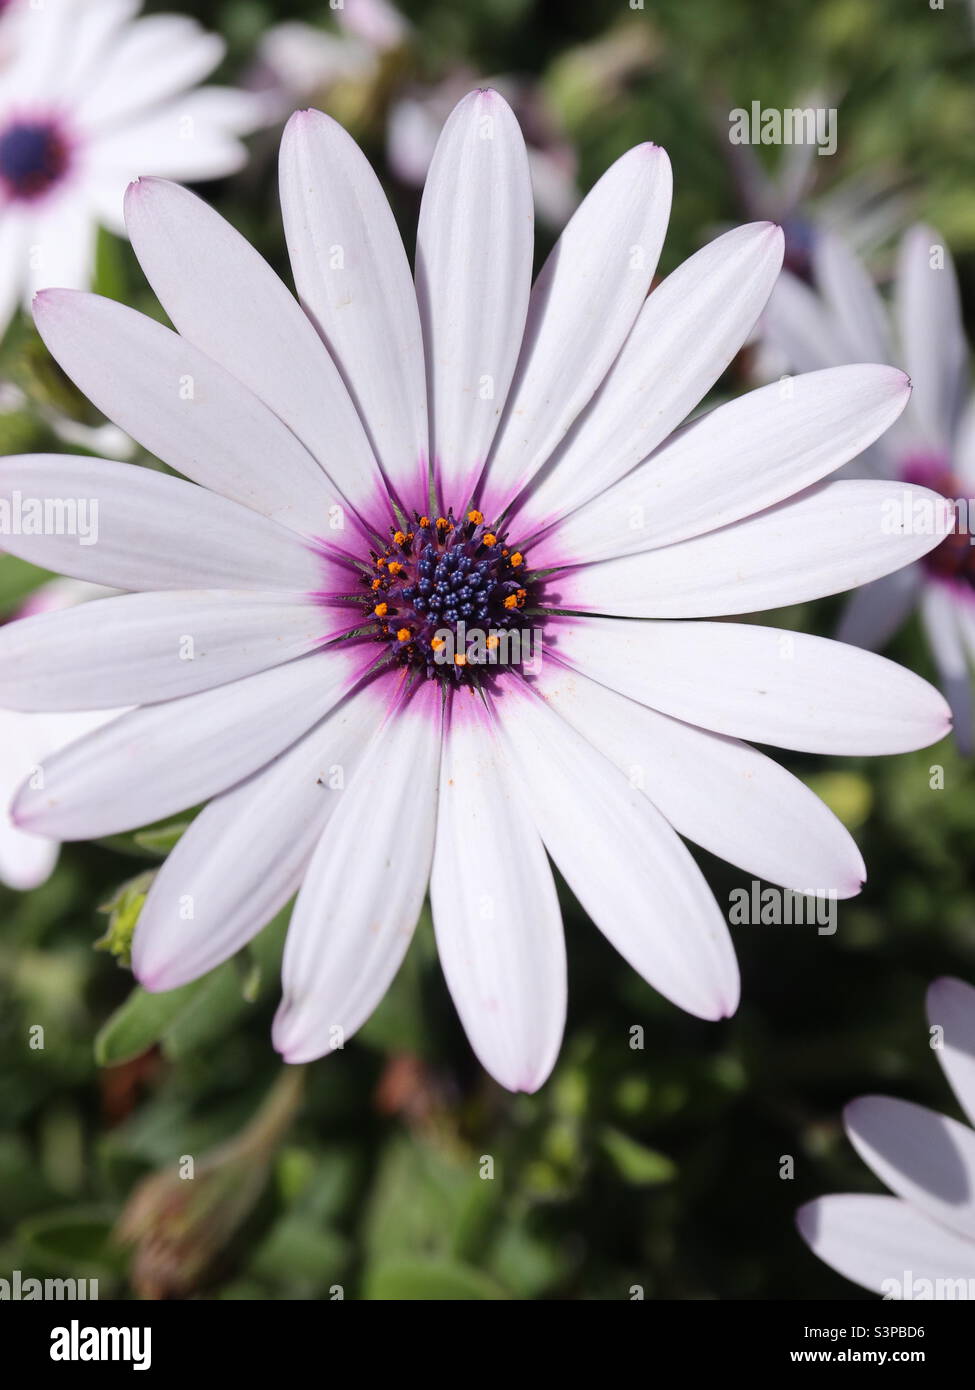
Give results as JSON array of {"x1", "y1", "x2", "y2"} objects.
[
  {"x1": 252, "y1": 0, "x2": 409, "y2": 121},
  {"x1": 0, "y1": 91, "x2": 952, "y2": 1090},
  {"x1": 798, "y1": 977, "x2": 975, "y2": 1299},
  {"x1": 0, "y1": 0, "x2": 265, "y2": 337},
  {"x1": 0, "y1": 578, "x2": 120, "y2": 890},
  {"x1": 763, "y1": 226, "x2": 975, "y2": 749}
]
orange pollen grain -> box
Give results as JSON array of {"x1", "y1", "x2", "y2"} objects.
[
  {"x1": 482, "y1": 533, "x2": 497, "y2": 547},
  {"x1": 374, "y1": 602, "x2": 388, "y2": 617},
  {"x1": 454, "y1": 653, "x2": 468, "y2": 666},
  {"x1": 510, "y1": 552, "x2": 523, "y2": 567},
  {"x1": 467, "y1": 509, "x2": 484, "y2": 525},
  {"x1": 392, "y1": 530, "x2": 407, "y2": 546},
  {"x1": 396, "y1": 627, "x2": 411, "y2": 642}
]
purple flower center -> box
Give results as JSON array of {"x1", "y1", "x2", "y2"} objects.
[
  {"x1": 902, "y1": 453, "x2": 975, "y2": 589},
  {"x1": 0, "y1": 119, "x2": 71, "y2": 200},
  {"x1": 781, "y1": 215, "x2": 815, "y2": 282},
  {"x1": 361, "y1": 508, "x2": 537, "y2": 684}
]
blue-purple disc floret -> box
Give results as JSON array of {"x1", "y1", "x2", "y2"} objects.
[
  {"x1": 361, "y1": 508, "x2": 536, "y2": 684},
  {"x1": 0, "y1": 118, "x2": 70, "y2": 200}
]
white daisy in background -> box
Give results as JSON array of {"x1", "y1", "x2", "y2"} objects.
[
  {"x1": 387, "y1": 73, "x2": 579, "y2": 229},
  {"x1": 720, "y1": 92, "x2": 909, "y2": 284},
  {"x1": 762, "y1": 226, "x2": 975, "y2": 749},
  {"x1": 798, "y1": 976, "x2": 975, "y2": 1298},
  {"x1": 251, "y1": 0, "x2": 409, "y2": 123},
  {"x1": 252, "y1": 0, "x2": 577, "y2": 230},
  {"x1": 0, "y1": 0, "x2": 266, "y2": 337},
  {"x1": 0, "y1": 578, "x2": 119, "y2": 890},
  {"x1": 0, "y1": 91, "x2": 953, "y2": 1092}
]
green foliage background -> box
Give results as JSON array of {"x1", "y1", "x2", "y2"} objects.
[{"x1": 1, "y1": 0, "x2": 974, "y2": 1300}]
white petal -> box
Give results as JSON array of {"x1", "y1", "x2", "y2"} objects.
[
  {"x1": 430, "y1": 694, "x2": 566, "y2": 1092},
  {"x1": 761, "y1": 269, "x2": 846, "y2": 375},
  {"x1": 920, "y1": 584, "x2": 973, "y2": 755},
  {"x1": 124, "y1": 178, "x2": 387, "y2": 518},
  {"x1": 84, "y1": 87, "x2": 260, "y2": 190},
  {"x1": 797, "y1": 1194, "x2": 975, "y2": 1296},
  {"x1": 530, "y1": 365, "x2": 911, "y2": 566},
  {"x1": 555, "y1": 481, "x2": 951, "y2": 618},
  {"x1": 279, "y1": 111, "x2": 429, "y2": 506},
  {"x1": 845, "y1": 1096, "x2": 975, "y2": 1241},
  {"x1": 812, "y1": 232, "x2": 895, "y2": 364},
  {"x1": 493, "y1": 678, "x2": 739, "y2": 1021},
  {"x1": 13, "y1": 648, "x2": 369, "y2": 840},
  {"x1": 133, "y1": 675, "x2": 388, "y2": 991},
  {"x1": 1, "y1": 1, "x2": 139, "y2": 104},
  {"x1": 33, "y1": 290, "x2": 357, "y2": 542},
  {"x1": 549, "y1": 615, "x2": 951, "y2": 754},
  {"x1": 531, "y1": 658, "x2": 865, "y2": 895},
  {"x1": 0, "y1": 704, "x2": 120, "y2": 888},
  {"x1": 0, "y1": 710, "x2": 58, "y2": 890},
  {"x1": 897, "y1": 225, "x2": 970, "y2": 450},
  {"x1": 0, "y1": 208, "x2": 29, "y2": 340},
  {"x1": 22, "y1": 195, "x2": 97, "y2": 301},
  {"x1": 0, "y1": 820, "x2": 58, "y2": 892},
  {"x1": 837, "y1": 565, "x2": 921, "y2": 650},
  {"x1": 512, "y1": 222, "x2": 784, "y2": 533},
  {"x1": 415, "y1": 90, "x2": 533, "y2": 507},
  {"x1": 0, "y1": 590, "x2": 340, "y2": 710},
  {"x1": 0, "y1": 454, "x2": 331, "y2": 593},
  {"x1": 953, "y1": 394, "x2": 975, "y2": 489},
  {"x1": 74, "y1": 16, "x2": 223, "y2": 131},
  {"x1": 927, "y1": 977, "x2": 975, "y2": 1129},
  {"x1": 273, "y1": 682, "x2": 442, "y2": 1062},
  {"x1": 480, "y1": 143, "x2": 672, "y2": 516}
]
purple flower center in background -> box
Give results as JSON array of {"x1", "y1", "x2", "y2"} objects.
[
  {"x1": 361, "y1": 507, "x2": 538, "y2": 684},
  {"x1": 781, "y1": 215, "x2": 815, "y2": 282},
  {"x1": 902, "y1": 453, "x2": 975, "y2": 590},
  {"x1": 0, "y1": 119, "x2": 70, "y2": 200}
]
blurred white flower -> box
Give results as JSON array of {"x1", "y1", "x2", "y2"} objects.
[
  {"x1": 0, "y1": 0, "x2": 266, "y2": 336},
  {"x1": 721, "y1": 91, "x2": 910, "y2": 284},
  {"x1": 799, "y1": 977, "x2": 975, "y2": 1299},
  {"x1": 250, "y1": 0, "x2": 408, "y2": 119},
  {"x1": 0, "y1": 577, "x2": 120, "y2": 890},
  {"x1": 762, "y1": 226, "x2": 975, "y2": 750}
]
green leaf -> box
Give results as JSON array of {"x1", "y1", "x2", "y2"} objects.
[
  {"x1": 94, "y1": 978, "x2": 212, "y2": 1066},
  {"x1": 16, "y1": 1206, "x2": 124, "y2": 1275},
  {"x1": 362, "y1": 1256, "x2": 509, "y2": 1301},
  {"x1": 95, "y1": 870, "x2": 156, "y2": 967},
  {"x1": 133, "y1": 820, "x2": 192, "y2": 854},
  {"x1": 93, "y1": 226, "x2": 129, "y2": 304},
  {"x1": 160, "y1": 963, "x2": 253, "y2": 1060},
  {"x1": 599, "y1": 1127, "x2": 678, "y2": 1187},
  {"x1": 357, "y1": 905, "x2": 432, "y2": 1055},
  {"x1": 94, "y1": 909, "x2": 291, "y2": 1066},
  {"x1": 248, "y1": 1216, "x2": 349, "y2": 1286},
  {"x1": 0, "y1": 553, "x2": 51, "y2": 616},
  {"x1": 363, "y1": 1137, "x2": 483, "y2": 1262}
]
